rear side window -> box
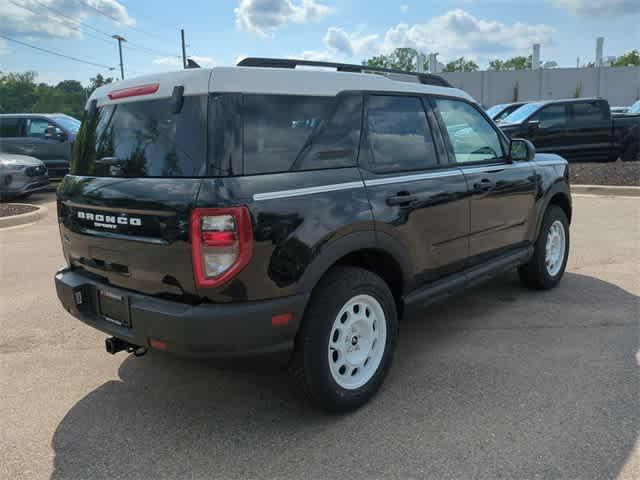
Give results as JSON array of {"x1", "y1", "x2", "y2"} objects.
[
  {"x1": 292, "y1": 95, "x2": 363, "y2": 171},
  {"x1": 26, "y1": 118, "x2": 53, "y2": 138},
  {"x1": 242, "y1": 95, "x2": 332, "y2": 174},
  {"x1": 531, "y1": 104, "x2": 567, "y2": 129},
  {"x1": 365, "y1": 95, "x2": 437, "y2": 172},
  {"x1": 0, "y1": 118, "x2": 25, "y2": 138},
  {"x1": 72, "y1": 95, "x2": 207, "y2": 177},
  {"x1": 570, "y1": 101, "x2": 609, "y2": 127}
]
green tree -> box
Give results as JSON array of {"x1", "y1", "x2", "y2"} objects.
[
  {"x1": 443, "y1": 57, "x2": 479, "y2": 72},
  {"x1": 612, "y1": 49, "x2": 640, "y2": 67},
  {"x1": 86, "y1": 73, "x2": 114, "y2": 96},
  {"x1": 488, "y1": 55, "x2": 533, "y2": 71},
  {"x1": 362, "y1": 48, "x2": 428, "y2": 72},
  {"x1": 488, "y1": 59, "x2": 504, "y2": 70},
  {"x1": 0, "y1": 71, "x2": 38, "y2": 113},
  {"x1": 55, "y1": 80, "x2": 85, "y2": 95}
]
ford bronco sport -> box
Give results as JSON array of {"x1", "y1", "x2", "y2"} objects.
[{"x1": 55, "y1": 58, "x2": 572, "y2": 412}]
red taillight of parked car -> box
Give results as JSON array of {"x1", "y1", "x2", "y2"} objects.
[{"x1": 190, "y1": 207, "x2": 253, "y2": 288}]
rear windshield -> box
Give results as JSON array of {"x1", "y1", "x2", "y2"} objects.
[{"x1": 71, "y1": 96, "x2": 206, "y2": 177}]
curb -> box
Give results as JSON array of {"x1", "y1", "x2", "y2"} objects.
[
  {"x1": 0, "y1": 204, "x2": 48, "y2": 229},
  {"x1": 572, "y1": 185, "x2": 640, "y2": 197}
]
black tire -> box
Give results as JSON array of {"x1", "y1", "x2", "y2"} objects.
[
  {"x1": 290, "y1": 266, "x2": 398, "y2": 413},
  {"x1": 518, "y1": 205, "x2": 570, "y2": 290}
]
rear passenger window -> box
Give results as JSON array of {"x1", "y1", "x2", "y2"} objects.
[
  {"x1": 293, "y1": 95, "x2": 363, "y2": 171},
  {"x1": 243, "y1": 95, "x2": 332, "y2": 174},
  {"x1": 0, "y1": 118, "x2": 24, "y2": 138},
  {"x1": 27, "y1": 118, "x2": 53, "y2": 138},
  {"x1": 532, "y1": 104, "x2": 567, "y2": 129},
  {"x1": 570, "y1": 102, "x2": 608, "y2": 127},
  {"x1": 365, "y1": 95, "x2": 437, "y2": 172}
]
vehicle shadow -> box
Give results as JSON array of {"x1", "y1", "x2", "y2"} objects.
[{"x1": 51, "y1": 272, "x2": 639, "y2": 479}]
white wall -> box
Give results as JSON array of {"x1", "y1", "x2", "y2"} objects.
[{"x1": 440, "y1": 66, "x2": 640, "y2": 107}]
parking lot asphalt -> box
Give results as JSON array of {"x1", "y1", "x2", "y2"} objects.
[{"x1": 1, "y1": 192, "x2": 638, "y2": 480}]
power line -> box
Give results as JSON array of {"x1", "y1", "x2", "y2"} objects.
[
  {"x1": 69, "y1": 0, "x2": 175, "y2": 43},
  {"x1": 27, "y1": 0, "x2": 113, "y2": 39},
  {"x1": 10, "y1": 0, "x2": 182, "y2": 58},
  {"x1": 0, "y1": 33, "x2": 116, "y2": 70},
  {"x1": 7, "y1": 0, "x2": 113, "y2": 45}
]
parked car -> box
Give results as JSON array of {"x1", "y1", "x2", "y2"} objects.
[
  {"x1": 0, "y1": 153, "x2": 49, "y2": 200},
  {"x1": 54, "y1": 58, "x2": 572, "y2": 412},
  {"x1": 610, "y1": 106, "x2": 629, "y2": 114},
  {"x1": 485, "y1": 102, "x2": 526, "y2": 122},
  {"x1": 499, "y1": 98, "x2": 639, "y2": 161},
  {"x1": 0, "y1": 113, "x2": 80, "y2": 178},
  {"x1": 624, "y1": 100, "x2": 640, "y2": 115}
]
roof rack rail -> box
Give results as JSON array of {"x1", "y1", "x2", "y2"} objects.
[{"x1": 237, "y1": 57, "x2": 452, "y2": 88}]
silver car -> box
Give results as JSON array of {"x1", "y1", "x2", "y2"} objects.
[{"x1": 0, "y1": 153, "x2": 49, "y2": 200}]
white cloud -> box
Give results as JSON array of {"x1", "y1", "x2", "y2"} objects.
[
  {"x1": 323, "y1": 27, "x2": 378, "y2": 56},
  {"x1": 0, "y1": 0, "x2": 135, "y2": 40},
  {"x1": 234, "y1": 0, "x2": 332, "y2": 37},
  {"x1": 0, "y1": 38, "x2": 8, "y2": 55},
  {"x1": 381, "y1": 9, "x2": 554, "y2": 59},
  {"x1": 300, "y1": 10, "x2": 554, "y2": 65},
  {"x1": 153, "y1": 56, "x2": 215, "y2": 67},
  {"x1": 297, "y1": 26, "x2": 378, "y2": 60},
  {"x1": 400, "y1": 4, "x2": 409, "y2": 13},
  {"x1": 551, "y1": 0, "x2": 640, "y2": 16}
]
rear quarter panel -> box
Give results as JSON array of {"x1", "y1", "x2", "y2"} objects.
[{"x1": 195, "y1": 168, "x2": 374, "y2": 302}]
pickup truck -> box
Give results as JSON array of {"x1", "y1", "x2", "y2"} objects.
[{"x1": 499, "y1": 98, "x2": 639, "y2": 162}]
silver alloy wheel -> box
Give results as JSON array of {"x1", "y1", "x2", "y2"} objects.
[
  {"x1": 328, "y1": 294, "x2": 387, "y2": 390},
  {"x1": 545, "y1": 220, "x2": 566, "y2": 277}
]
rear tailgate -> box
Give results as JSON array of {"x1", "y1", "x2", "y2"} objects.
[
  {"x1": 58, "y1": 72, "x2": 211, "y2": 299},
  {"x1": 58, "y1": 176, "x2": 202, "y2": 298}
]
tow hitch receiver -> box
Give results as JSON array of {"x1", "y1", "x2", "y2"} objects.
[{"x1": 105, "y1": 337, "x2": 147, "y2": 356}]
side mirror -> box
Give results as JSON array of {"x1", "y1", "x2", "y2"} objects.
[
  {"x1": 509, "y1": 138, "x2": 536, "y2": 162},
  {"x1": 527, "y1": 120, "x2": 540, "y2": 132}
]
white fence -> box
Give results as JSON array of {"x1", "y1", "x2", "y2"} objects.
[{"x1": 440, "y1": 66, "x2": 640, "y2": 107}]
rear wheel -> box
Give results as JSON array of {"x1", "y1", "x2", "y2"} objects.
[
  {"x1": 291, "y1": 266, "x2": 398, "y2": 413},
  {"x1": 518, "y1": 205, "x2": 569, "y2": 290}
]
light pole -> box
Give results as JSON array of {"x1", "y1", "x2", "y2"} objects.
[{"x1": 112, "y1": 34, "x2": 126, "y2": 80}]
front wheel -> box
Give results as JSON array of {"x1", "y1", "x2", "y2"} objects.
[
  {"x1": 291, "y1": 267, "x2": 398, "y2": 413},
  {"x1": 518, "y1": 205, "x2": 570, "y2": 290}
]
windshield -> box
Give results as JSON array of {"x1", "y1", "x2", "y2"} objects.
[
  {"x1": 629, "y1": 100, "x2": 640, "y2": 114},
  {"x1": 485, "y1": 104, "x2": 506, "y2": 119},
  {"x1": 53, "y1": 115, "x2": 81, "y2": 133},
  {"x1": 502, "y1": 103, "x2": 543, "y2": 124},
  {"x1": 71, "y1": 96, "x2": 207, "y2": 177}
]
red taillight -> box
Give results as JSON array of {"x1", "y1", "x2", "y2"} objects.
[
  {"x1": 108, "y1": 83, "x2": 159, "y2": 100},
  {"x1": 202, "y1": 231, "x2": 236, "y2": 247},
  {"x1": 190, "y1": 207, "x2": 253, "y2": 288}
]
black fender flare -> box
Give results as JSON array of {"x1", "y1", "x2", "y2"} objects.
[
  {"x1": 534, "y1": 180, "x2": 571, "y2": 240},
  {"x1": 294, "y1": 229, "x2": 413, "y2": 296}
]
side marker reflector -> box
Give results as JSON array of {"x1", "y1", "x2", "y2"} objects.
[{"x1": 271, "y1": 313, "x2": 292, "y2": 327}]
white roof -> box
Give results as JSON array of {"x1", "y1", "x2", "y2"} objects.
[{"x1": 89, "y1": 66, "x2": 473, "y2": 108}]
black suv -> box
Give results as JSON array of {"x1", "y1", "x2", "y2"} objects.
[{"x1": 55, "y1": 58, "x2": 572, "y2": 412}]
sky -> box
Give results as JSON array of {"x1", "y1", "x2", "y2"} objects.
[{"x1": 0, "y1": 0, "x2": 639, "y2": 86}]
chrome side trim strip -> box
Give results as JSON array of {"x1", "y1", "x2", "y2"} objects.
[
  {"x1": 253, "y1": 181, "x2": 364, "y2": 201},
  {"x1": 364, "y1": 169, "x2": 461, "y2": 187}
]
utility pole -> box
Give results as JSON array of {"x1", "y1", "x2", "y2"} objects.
[
  {"x1": 112, "y1": 34, "x2": 126, "y2": 80},
  {"x1": 181, "y1": 29, "x2": 187, "y2": 69}
]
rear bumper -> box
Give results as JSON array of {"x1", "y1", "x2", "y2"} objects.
[{"x1": 55, "y1": 267, "x2": 308, "y2": 362}]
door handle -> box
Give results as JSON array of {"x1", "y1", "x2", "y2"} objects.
[
  {"x1": 386, "y1": 191, "x2": 419, "y2": 206},
  {"x1": 473, "y1": 178, "x2": 494, "y2": 193}
]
